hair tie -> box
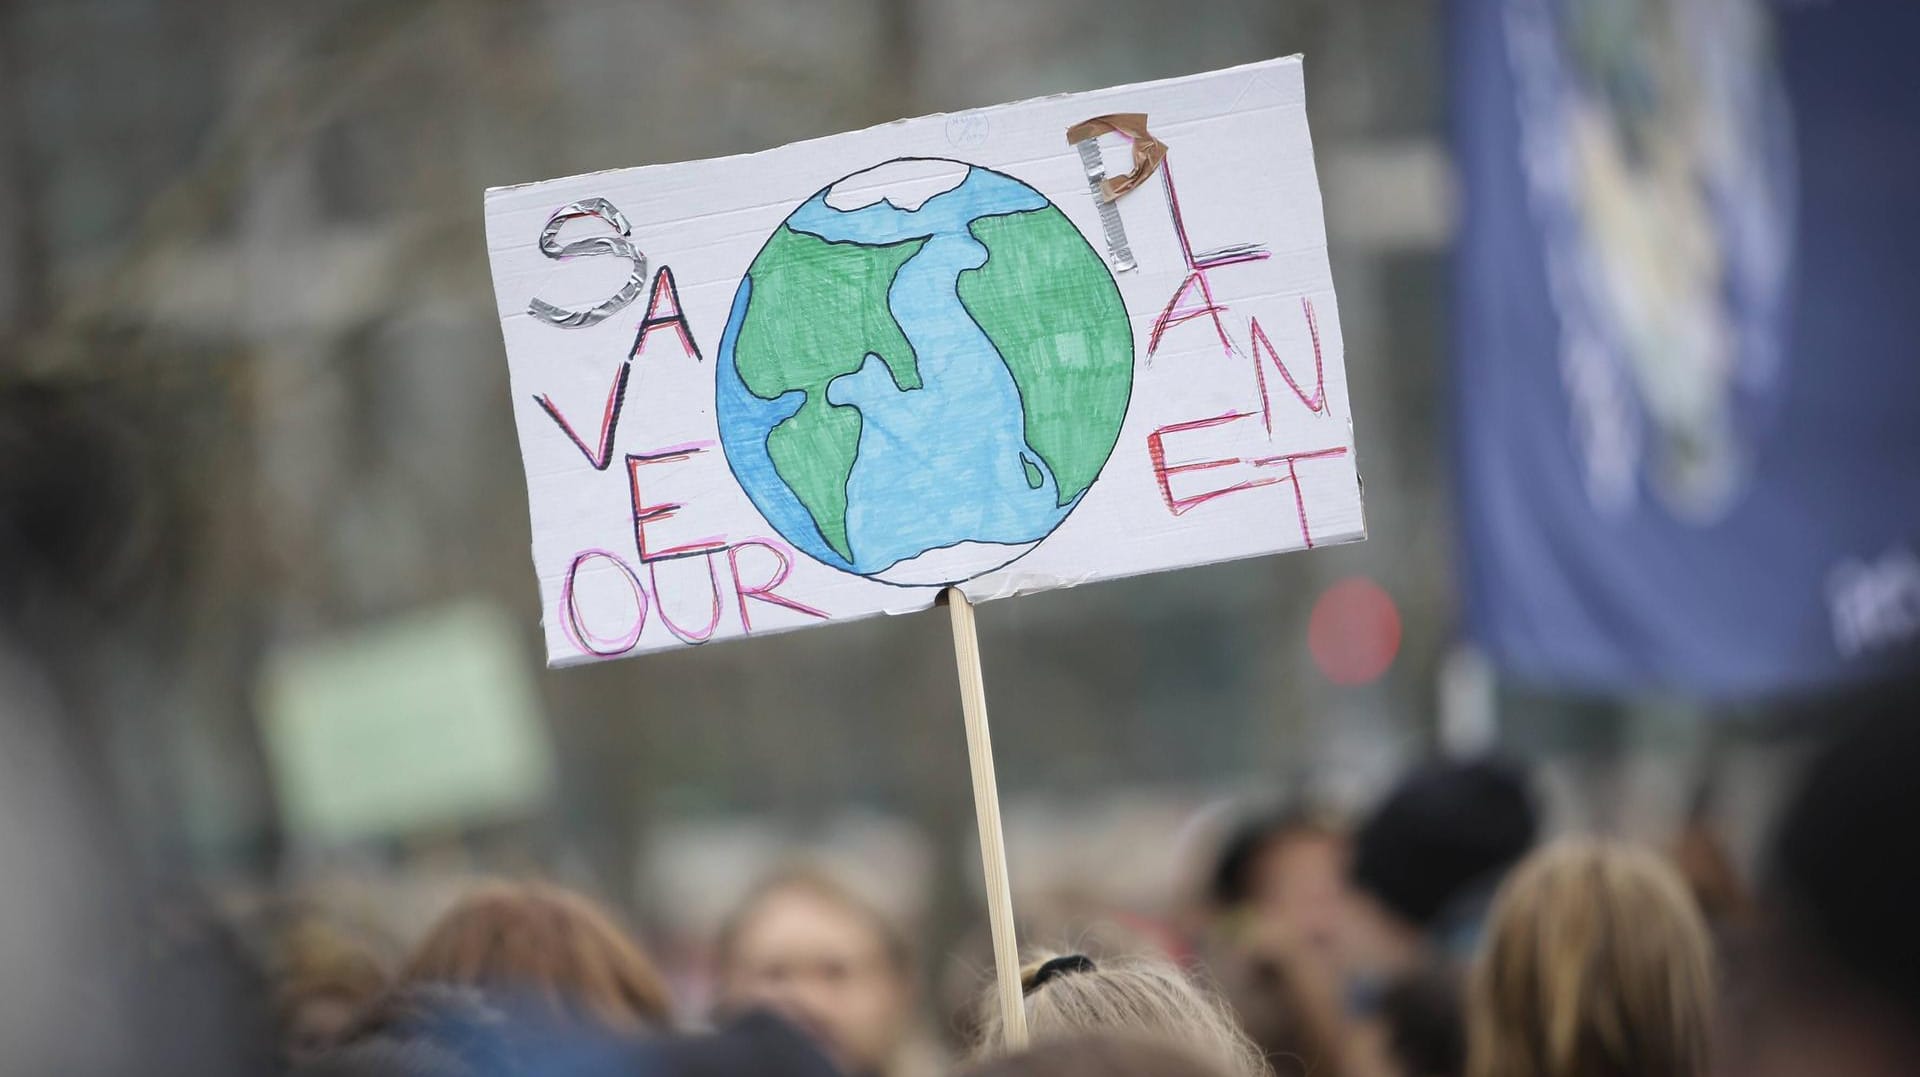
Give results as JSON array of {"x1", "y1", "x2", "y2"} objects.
[{"x1": 1025, "y1": 954, "x2": 1097, "y2": 995}]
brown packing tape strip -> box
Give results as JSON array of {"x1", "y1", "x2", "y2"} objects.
[{"x1": 1064, "y1": 113, "x2": 1167, "y2": 202}]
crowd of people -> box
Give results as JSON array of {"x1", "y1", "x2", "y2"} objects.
[{"x1": 251, "y1": 685, "x2": 1917, "y2": 1077}]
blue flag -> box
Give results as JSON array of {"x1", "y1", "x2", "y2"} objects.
[{"x1": 1450, "y1": 0, "x2": 1920, "y2": 696}]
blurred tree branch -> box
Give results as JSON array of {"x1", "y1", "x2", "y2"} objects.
[{"x1": 9, "y1": 0, "x2": 455, "y2": 375}]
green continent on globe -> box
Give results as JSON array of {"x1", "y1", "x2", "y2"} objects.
[
  {"x1": 732, "y1": 225, "x2": 930, "y2": 564},
  {"x1": 958, "y1": 206, "x2": 1131, "y2": 508}
]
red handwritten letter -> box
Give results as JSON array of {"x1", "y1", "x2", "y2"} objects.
[
  {"x1": 1249, "y1": 298, "x2": 1326, "y2": 431},
  {"x1": 535, "y1": 362, "x2": 632, "y2": 471},
  {"x1": 630, "y1": 265, "x2": 701, "y2": 362},
  {"x1": 728, "y1": 539, "x2": 829, "y2": 633}
]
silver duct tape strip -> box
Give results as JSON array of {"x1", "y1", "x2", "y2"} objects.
[
  {"x1": 1074, "y1": 138, "x2": 1136, "y2": 273},
  {"x1": 1194, "y1": 242, "x2": 1266, "y2": 262},
  {"x1": 526, "y1": 239, "x2": 646, "y2": 329},
  {"x1": 528, "y1": 197, "x2": 648, "y2": 329}
]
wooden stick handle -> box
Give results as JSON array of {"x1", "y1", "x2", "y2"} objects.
[{"x1": 945, "y1": 587, "x2": 1029, "y2": 1050}]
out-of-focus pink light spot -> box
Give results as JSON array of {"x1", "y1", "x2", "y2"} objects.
[{"x1": 1308, "y1": 576, "x2": 1401, "y2": 685}]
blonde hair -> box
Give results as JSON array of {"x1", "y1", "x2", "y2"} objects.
[
  {"x1": 962, "y1": 1033, "x2": 1235, "y2": 1077},
  {"x1": 400, "y1": 880, "x2": 674, "y2": 1034},
  {"x1": 1468, "y1": 840, "x2": 1714, "y2": 1077},
  {"x1": 978, "y1": 952, "x2": 1271, "y2": 1077}
]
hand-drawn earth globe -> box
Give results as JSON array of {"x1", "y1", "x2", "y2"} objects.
[{"x1": 715, "y1": 157, "x2": 1133, "y2": 586}]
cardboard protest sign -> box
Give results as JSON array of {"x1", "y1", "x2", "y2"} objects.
[{"x1": 485, "y1": 56, "x2": 1364, "y2": 667}]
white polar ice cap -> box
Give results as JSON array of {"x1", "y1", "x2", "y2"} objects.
[
  {"x1": 870, "y1": 539, "x2": 1040, "y2": 587},
  {"x1": 824, "y1": 158, "x2": 970, "y2": 212}
]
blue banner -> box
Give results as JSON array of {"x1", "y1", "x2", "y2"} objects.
[{"x1": 1450, "y1": 0, "x2": 1920, "y2": 696}]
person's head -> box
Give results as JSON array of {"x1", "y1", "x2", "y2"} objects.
[
  {"x1": 959, "y1": 1033, "x2": 1234, "y2": 1077},
  {"x1": 978, "y1": 953, "x2": 1270, "y2": 1077},
  {"x1": 623, "y1": 1011, "x2": 851, "y2": 1077},
  {"x1": 1376, "y1": 964, "x2": 1465, "y2": 1077},
  {"x1": 275, "y1": 919, "x2": 393, "y2": 1066},
  {"x1": 1346, "y1": 759, "x2": 1536, "y2": 974},
  {"x1": 714, "y1": 867, "x2": 915, "y2": 1077},
  {"x1": 1741, "y1": 683, "x2": 1920, "y2": 1077},
  {"x1": 1467, "y1": 840, "x2": 1713, "y2": 1077},
  {"x1": 1210, "y1": 806, "x2": 1348, "y2": 958},
  {"x1": 1204, "y1": 926, "x2": 1346, "y2": 1077},
  {"x1": 400, "y1": 880, "x2": 673, "y2": 1037},
  {"x1": 1667, "y1": 816, "x2": 1750, "y2": 932},
  {"x1": 294, "y1": 983, "x2": 527, "y2": 1077}
]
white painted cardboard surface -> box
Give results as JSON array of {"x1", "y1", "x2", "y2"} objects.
[{"x1": 485, "y1": 56, "x2": 1364, "y2": 667}]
